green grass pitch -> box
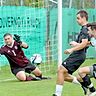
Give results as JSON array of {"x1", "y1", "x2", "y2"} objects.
[{"x1": 0, "y1": 59, "x2": 96, "y2": 96}]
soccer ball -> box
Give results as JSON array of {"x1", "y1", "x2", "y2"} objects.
[{"x1": 30, "y1": 54, "x2": 42, "y2": 65}]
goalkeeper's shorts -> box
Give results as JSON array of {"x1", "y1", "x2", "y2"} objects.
[{"x1": 11, "y1": 62, "x2": 36, "y2": 76}]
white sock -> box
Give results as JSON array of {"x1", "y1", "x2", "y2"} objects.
[
  {"x1": 88, "y1": 83, "x2": 93, "y2": 88},
  {"x1": 55, "y1": 85, "x2": 63, "y2": 96},
  {"x1": 72, "y1": 76, "x2": 80, "y2": 85}
]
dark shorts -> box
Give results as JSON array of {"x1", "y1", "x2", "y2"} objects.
[
  {"x1": 62, "y1": 52, "x2": 86, "y2": 74},
  {"x1": 11, "y1": 62, "x2": 36, "y2": 76}
]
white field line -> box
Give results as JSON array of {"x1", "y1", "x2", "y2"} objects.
[{"x1": 0, "y1": 78, "x2": 16, "y2": 82}]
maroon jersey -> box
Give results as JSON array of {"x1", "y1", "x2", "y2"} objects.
[{"x1": 0, "y1": 41, "x2": 29, "y2": 68}]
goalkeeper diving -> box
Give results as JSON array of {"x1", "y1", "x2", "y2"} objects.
[{"x1": 0, "y1": 33, "x2": 50, "y2": 81}]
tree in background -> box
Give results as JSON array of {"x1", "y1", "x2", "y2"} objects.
[
  {"x1": 62, "y1": 0, "x2": 95, "y2": 9},
  {"x1": 2, "y1": 0, "x2": 19, "y2": 6},
  {"x1": 84, "y1": 0, "x2": 95, "y2": 8},
  {"x1": 24, "y1": 0, "x2": 44, "y2": 7},
  {"x1": 0, "y1": 0, "x2": 95, "y2": 8},
  {"x1": 1, "y1": 0, "x2": 44, "y2": 7}
]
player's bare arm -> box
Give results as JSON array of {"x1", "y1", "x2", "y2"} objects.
[
  {"x1": 64, "y1": 39, "x2": 88, "y2": 54},
  {"x1": 70, "y1": 41, "x2": 91, "y2": 47},
  {"x1": 70, "y1": 41, "x2": 80, "y2": 47},
  {"x1": 87, "y1": 41, "x2": 91, "y2": 46},
  {"x1": 20, "y1": 42, "x2": 29, "y2": 49}
]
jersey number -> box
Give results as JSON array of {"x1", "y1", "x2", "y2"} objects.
[{"x1": 12, "y1": 50, "x2": 16, "y2": 56}]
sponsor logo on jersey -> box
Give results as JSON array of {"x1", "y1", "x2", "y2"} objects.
[
  {"x1": 8, "y1": 50, "x2": 10, "y2": 53},
  {"x1": 64, "y1": 62, "x2": 66, "y2": 65}
]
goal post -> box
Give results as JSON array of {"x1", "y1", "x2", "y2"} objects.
[{"x1": 58, "y1": 0, "x2": 62, "y2": 66}]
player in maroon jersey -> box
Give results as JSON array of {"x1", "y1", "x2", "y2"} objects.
[{"x1": 0, "y1": 33, "x2": 45, "y2": 81}]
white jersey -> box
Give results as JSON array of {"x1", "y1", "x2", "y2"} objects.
[
  {"x1": 90, "y1": 37, "x2": 96, "y2": 78},
  {"x1": 91, "y1": 37, "x2": 96, "y2": 50}
]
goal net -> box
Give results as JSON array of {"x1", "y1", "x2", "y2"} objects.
[
  {"x1": 21, "y1": 0, "x2": 58, "y2": 73},
  {"x1": 0, "y1": 0, "x2": 58, "y2": 74}
]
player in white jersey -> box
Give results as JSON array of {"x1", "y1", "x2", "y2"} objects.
[{"x1": 78, "y1": 22, "x2": 96, "y2": 96}]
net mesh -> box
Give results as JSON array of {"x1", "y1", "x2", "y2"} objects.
[{"x1": 0, "y1": 0, "x2": 58, "y2": 73}]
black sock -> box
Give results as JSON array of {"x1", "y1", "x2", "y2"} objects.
[
  {"x1": 82, "y1": 75, "x2": 91, "y2": 85},
  {"x1": 80, "y1": 81, "x2": 88, "y2": 88},
  {"x1": 36, "y1": 75, "x2": 42, "y2": 79},
  {"x1": 82, "y1": 75, "x2": 95, "y2": 92}
]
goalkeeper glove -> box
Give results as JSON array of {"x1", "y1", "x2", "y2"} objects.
[{"x1": 14, "y1": 34, "x2": 22, "y2": 43}]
